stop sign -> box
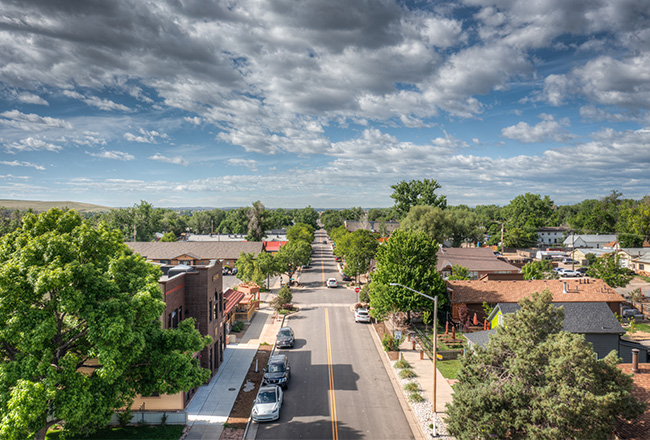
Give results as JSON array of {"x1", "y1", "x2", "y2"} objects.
[{"x1": 355, "y1": 287, "x2": 360, "y2": 293}]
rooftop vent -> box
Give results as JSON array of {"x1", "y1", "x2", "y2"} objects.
[{"x1": 562, "y1": 281, "x2": 569, "y2": 294}]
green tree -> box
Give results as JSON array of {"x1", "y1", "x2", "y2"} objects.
[
  {"x1": 266, "y1": 208, "x2": 293, "y2": 230},
  {"x1": 0, "y1": 209, "x2": 211, "y2": 440},
  {"x1": 286, "y1": 223, "x2": 315, "y2": 244},
  {"x1": 401, "y1": 205, "x2": 483, "y2": 246},
  {"x1": 619, "y1": 196, "x2": 650, "y2": 243},
  {"x1": 503, "y1": 193, "x2": 557, "y2": 230},
  {"x1": 329, "y1": 225, "x2": 348, "y2": 245},
  {"x1": 336, "y1": 230, "x2": 378, "y2": 282},
  {"x1": 246, "y1": 200, "x2": 267, "y2": 241},
  {"x1": 521, "y1": 259, "x2": 555, "y2": 280},
  {"x1": 218, "y1": 208, "x2": 248, "y2": 234},
  {"x1": 447, "y1": 265, "x2": 470, "y2": 280},
  {"x1": 367, "y1": 207, "x2": 396, "y2": 222},
  {"x1": 320, "y1": 210, "x2": 344, "y2": 233},
  {"x1": 369, "y1": 229, "x2": 446, "y2": 321},
  {"x1": 339, "y1": 207, "x2": 364, "y2": 221},
  {"x1": 587, "y1": 253, "x2": 634, "y2": 287},
  {"x1": 293, "y1": 206, "x2": 319, "y2": 229},
  {"x1": 446, "y1": 289, "x2": 644, "y2": 440},
  {"x1": 160, "y1": 231, "x2": 177, "y2": 242},
  {"x1": 390, "y1": 179, "x2": 447, "y2": 219},
  {"x1": 275, "y1": 240, "x2": 312, "y2": 280}
]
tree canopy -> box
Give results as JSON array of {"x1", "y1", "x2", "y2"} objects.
[
  {"x1": 446, "y1": 289, "x2": 645, "y2": 440},
  {"x1": 334, "y1": 229, "x2": 378, "y2": 282},
  {"x1": 521, "y1": 259, "x2": 555, "y2": 280},
  {"x1": 587, "y1": 253, "x2": 634, "y2": 288},
  {"x1": 369, "y1": 229, "x2": 445, "y2": 320},
  {"x1": 390, "y1": 179, "x2": 447, "y2": 219},
  {"x1": 0, "y1": 209, "x2": 211, "y2": 440}
]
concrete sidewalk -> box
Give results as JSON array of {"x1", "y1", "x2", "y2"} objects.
[{"x1": 184, "y1": 287, "x2": 284, "y2": 440}]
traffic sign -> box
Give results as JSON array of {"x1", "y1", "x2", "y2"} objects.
[{"x1": 354, "y1": 287, "x2": 360, "y2": 293}]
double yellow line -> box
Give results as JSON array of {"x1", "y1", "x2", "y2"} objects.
[{"x1": 325, "y1": 308, "x2": 339, "y2": 440}]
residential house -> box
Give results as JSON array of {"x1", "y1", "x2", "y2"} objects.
[
  {"x1": 632, "y1": 254, "x2": 650, "y2": 277},
  {"x1": 126, "y1": 241, "x2": 264, "y2": 271},
  {"x1": 563, "y1": 234, "x2": 618, "y2": 249},
  {"x1": 263, "y1": 240, "x2": 288, "y2": 254},
  {"x1": 615, "y1": 355, "x2": 650, "y2": 440},
  {"x1": 536, "y1": 227, "x2": 568, "y2": 246},
  {"x1": 437, "y1": 247, "x2": 521, "y2": 280},
  {"x1": 570, "y1": 248, "x2": 610, "y2": 265},
  {"x1": 485, "y1": 302, "x2": 625, "y2": 359},
  {"x1": 130, "y1": 260, "x2": 226, "y2": 412},
  {"x1": 615, "y1": 248, "x2": 650, "y2": 273},
  {"x1": 447, "y1": 278, "x2": 625, "y2": 321}
]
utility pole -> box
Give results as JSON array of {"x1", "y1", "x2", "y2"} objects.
[
  {"x1": 500, "y1": 222, "x2": 505, "y2": 254},
  {"x1": 133, "y1": 224, "x2": 136, "y2": 242},
  {"x1": 571, "y1": 230, "x2": 575, "y2": 270}
]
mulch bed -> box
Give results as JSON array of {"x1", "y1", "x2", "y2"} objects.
[
  {"x1": 373, "y1": 322, "x2": 399, "y2": 361},
  {"x1": 219, "y1": 344, "x2": 272, "y2": 438}
]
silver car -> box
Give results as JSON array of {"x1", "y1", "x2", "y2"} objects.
[
  {"x1": 355, "y1": 308, "x2": 371, "y2": 323},
  {"x1": 252, "y1": 385, "x2": 284, "y2": 422}
]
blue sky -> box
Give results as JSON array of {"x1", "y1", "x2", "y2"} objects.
[{"x1": 0, "y1": 0, "x2": 649, "y2": 209}]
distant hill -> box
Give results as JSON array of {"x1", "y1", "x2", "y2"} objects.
[{"x1": 0, "y1": 200, "x2": 112, "y2": 213}]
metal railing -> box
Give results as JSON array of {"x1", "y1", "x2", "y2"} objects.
[{"x1": 412, "y1": 327, "x2": 433, "y2": 359}]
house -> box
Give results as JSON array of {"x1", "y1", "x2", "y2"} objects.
[
  {"x1": 536, "y1": 227, "x2": 568, "y2": 246},
  {"x1": 344, "y1": 220, "x2": 400, "y2": 235},
  {"x1": 563, "y1": 234, "x2": 618, "y2": 249},
  {"x1": 615, "y1": 353, "x2": 650, "y2": 440},
  {"x1": 570, "y1": 248, "x2": 609, "y2": 265},
  {"x1": 126, "y1": 241, "x2": 264, "y2": 271},
  {"x1": 614, "y1": 248, "x2": 650, "y2": 273},
  {"x1": 485, "y1": 302, "x2": 625, "y2": 359},
  {"x1": 447, "y1": 278, "x2": 625, "y2": 321},
  {"x1": 130, "y1": 260, "x2": 226, "y2": 412},
  {"x1": 263, "y1": 240, "x2": 288, "y2": 254},
  {"x1": 632, "y1": 255, "x2": 650, "y2": 277},
  {"x1": 437, "y1": 247, "x2": 520, "y2": 280}
]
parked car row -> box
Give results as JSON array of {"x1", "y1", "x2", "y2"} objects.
[
  {"x1": 253, "y1": 327, "x2": 295, "y2": 423},
  {"x1": 553, "y1": 267, "x2": 586, "y2": 277}
]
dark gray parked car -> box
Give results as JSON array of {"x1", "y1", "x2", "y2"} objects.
[
  {"x1": 263, "y1": 354, "x2": 291, "y2": 389},
  {"x1": 276, "y1": 326, "x2": 294, "y2": 348}
]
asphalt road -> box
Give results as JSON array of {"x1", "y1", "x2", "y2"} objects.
[{"x1": 255, "y1": 230, "x2": 415, "y2": 440}]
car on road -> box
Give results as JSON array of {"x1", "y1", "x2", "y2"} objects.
[
  {"x1": 323, "y1": 240, "x2": 327, "y2": 243},
  {"x1": 562, "y1": 257, "x2": 576, "y2": 265},
  {"x1": 577, "y1": 267, "x2": 589, "y2": 274},
  {"x1": 252, "y1": 385, "x2": 284, "y2": 422},
  {"x1": 560, "y1": 269, "x2": 581, "y2": 277},
  {"x1": 276, "y1": 327, "x2": 294, "y2": 349},
  {"x1": 341, "y1": 274, "x2": 352, "y2": 281},
  {"x1": 263, "y1": 354, "x2": 291, "y2": 389},
  {"x1": 355, "y1": 308, "x2": 371, "y2": 323},
  {"x1": 326, "y1": 278, "x2": 338, "y2": 288}
]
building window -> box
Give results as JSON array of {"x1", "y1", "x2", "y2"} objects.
[
  {"x1": 209, "y1": 301, "x2": 213, "y2": 322},
  {"x1": 641, "y1": 264, "x2": 645, "y2": 271}
]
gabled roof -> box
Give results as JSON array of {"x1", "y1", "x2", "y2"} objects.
[
  {"x1": 437, "y1": 247, "x2": 520, "y2": 273},
  {"x1": 563, "y1": 234, "x2": 617, "y2": 245},
  {"x1": 263, "y1": 241, "x2": 288, "y2": 252},
  {"x1": 126, "y1": 241, "x2": 264, "y2": 260},
  {"x1": 463, "y1": 328, "x2": 496, "y2": 347},
  {"x1": 488, "y1": 302, "x2": 625, "y2": 334},
  {"x1": 448, "y1": 279, "x2": 624, "y2": 305},
  {"x1": 223, "y1": 288, "x2": 245, "y2": 315}
]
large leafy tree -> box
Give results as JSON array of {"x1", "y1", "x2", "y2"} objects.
[
  {"x1": 246, "y1": 200, "x2": 267, "y2": 241},
  {"x1": 275, "y1": 240, "x2": 312, "y2": 280},
  {"x1": 0, "y1": 209, "x2": 211, "y2": 440},
  {"x1": 390, "y1": 179, "x2": 447, "y2": 219},
  {"x1": 369, "y1": 229, "x2": 446, "y2": 321},
  {"x1": 286, "y1": 222, "x2": 315, "y2": 244},
  {"x1": 401, "y1": 205, "x2": 483, "y2": 246},
  {"x1": 447, "y1": 290, "x2": 644, "y2": 439},
  {"x1": 587, "y1": 253, "x2": 634, "y2": 287},
  {"x1": 521, "y1": 260, "x2": 555, "y2": 280},
  {"x1": 293, "y1": 206, "x2": 319, "y2": 229},
  {"x1": 320, "y1": 210, "x2": 344, "y2": 233},
  {"x1": 335, "y1": 230, "x2": 378, "y2": 282},
  {"x1": 503, "y1": 193, "x2": 557, "y2": 230}
]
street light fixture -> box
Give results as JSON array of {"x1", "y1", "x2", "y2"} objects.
[{"x1": 389, "y1": 282, "x2": 438, "y2": 436}]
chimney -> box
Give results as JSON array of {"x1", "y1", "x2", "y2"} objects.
[
  {"x1": 562, "y1": 281, "x2": 568, "y2": 294},
  {"x1": 632, "y1": 349, "x2": 639, "y2": 373}
]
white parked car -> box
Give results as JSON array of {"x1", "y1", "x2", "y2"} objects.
[
  {"x1": 355, "y1": 308, "x2": 371, "y2": 323},
  {"x1": 560, "y1": 269, "x2": 581, "y2": 277},
  {"x1": 326, "y1": 278, "x2": 338, "y2": 288},
  {"x1": 252, "y1": 385, "x2": 284, "y2": 422}
]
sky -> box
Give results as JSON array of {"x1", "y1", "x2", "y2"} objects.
[{"x1": 0, "y1": 0, "x2": 649, "y2": 209}]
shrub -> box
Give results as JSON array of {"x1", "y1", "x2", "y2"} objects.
[
  {"x1": 404, "y1": 382, "x2": 419, "y2": 392},
  {"x1": 398, "y1": 368, "x2": 416, "y2": 379},
  {"x1": 394, "y1": 359, "x2": 411, "y2": 369},
  {"x1": 278, "y1": 285, "x2": 293, "y2": 304},
  {"x1": 117, "y1": 409, "x2": 132, "y2": 427},
  {"x1": 409, "y1": 392, "x2": 424, "y2": 402},
  {"x1": 160, "y1": 413, "x2": 168, "y2": 427},
  {"x1": 382, "y1": 333, "x2": 397, "y2": 351},
  {"x1": 232, "y1": 321, "x2": 245, "y2": 332},
  {"x1": 359, "y1": 283, "x2": 371, "y2": 303}
]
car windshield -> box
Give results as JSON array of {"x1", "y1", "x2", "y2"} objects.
[
  {"x1": 357, "y1": 311, "x2": 368, "y2": 315},
  {"x1": 268, "y1": 363, "x2": 286, "y2": 373},
  {"x1": 278, "y1": 329, "x2": 291, "y2": 338},
  {"x1": 257, "y1": 391, "x2": 276, "y2": 404}
]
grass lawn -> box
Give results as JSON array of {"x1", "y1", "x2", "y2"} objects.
[
  {"x1": 437, "y1": 359, "x2": 462, "y2": 380},
  {"x1": 628, "y1": 322, "x2": 650, "y2": 333},
  {"x1": 46, "y1": 425, "x2": 185, "y2": 440}
]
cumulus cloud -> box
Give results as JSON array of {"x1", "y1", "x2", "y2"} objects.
[
  {"x1": 227, "y1": 158, "x2": 258, "y2": 171},
  {"x1": 0, "y1": 160, "x2": 45, "y2": 170},
  {"x1": 63, "y1": 90, "x2": 131, "y2": 112},
  {"x1": 0, "y1": 110, "x2": 72, "y2": 131},
  {"x1": 87, "y1": 150, "x2": 135, "y2": 161},
  {"x1": 149, "y1": 153, "x2": 189, "y2": 166},
  {"x1": 5, "y1": 137, "x2": 62, "y2": 152},
  {"x1": 16, "y1": 93, "x2": 48, "y2": 106},
  {"x1": 124, "y1": 128, "x2": 169, "y2": 143},
  {"x1": 501, "y1": 114, "x2": 577, "y2": 143}
]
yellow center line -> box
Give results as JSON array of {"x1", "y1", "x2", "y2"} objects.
[
  {"x1": 321, "y1": 239, "x2": 326, "y2": 287},
  {"x1": 325, "y1": 308, "x2": 339, "y2": 440}
]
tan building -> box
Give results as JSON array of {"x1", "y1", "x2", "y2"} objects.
[{"x1": 437, "y1": 247, "x2": 521, "y2": 279}]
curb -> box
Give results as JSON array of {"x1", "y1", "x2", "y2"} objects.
[{"x1": 369, "y1": 322, "x2": 427, "y2": 440}]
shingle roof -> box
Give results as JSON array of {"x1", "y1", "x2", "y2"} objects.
[
  {"x1": 490, "y1": 302, "x2": 624, "y2": 334},
  {"x1": 126, "y1": 241, "x2": 264, "y2": 260},
  {"x1": 448, "y1": 279, "x2": 624, "y2": 304},
  {"x1": 223, "y1": 288, "x2": 245, "y2": 315},
  {"x1": 616, "y1": 363, "x2": 650, "y2": 439},
  {"x1": 463, "y1": 329, "x2": 496, "y2": 347},
  {"x1": 437, "y1": 247, "x2": 520, "y2": 273}
]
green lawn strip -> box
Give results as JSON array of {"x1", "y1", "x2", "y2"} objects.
[
  {"x1": 628, "y1": 322, "x2": 650, "y2": 333},
  {"x1": 437, "y1": 359, "x2": 462, "y2": 380},
  {"x1": 47, "y1": 425, "x2": 185, "y2": 440}
]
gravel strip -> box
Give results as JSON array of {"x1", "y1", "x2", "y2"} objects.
[{"x1": 393, "y1": 361, "x2": 455, "y2": 439}]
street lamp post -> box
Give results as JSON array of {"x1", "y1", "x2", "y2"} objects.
[{"x1": 389, "y1": 283, "x2": 438, "y2": 436}]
